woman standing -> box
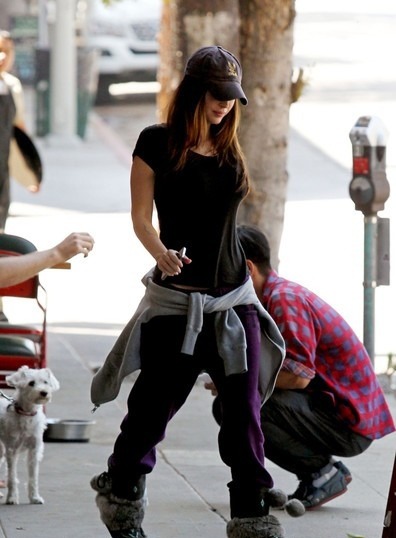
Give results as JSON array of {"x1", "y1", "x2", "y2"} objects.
[{"x1": 90, "y1": 46, "x2": 285, "y2": 538}]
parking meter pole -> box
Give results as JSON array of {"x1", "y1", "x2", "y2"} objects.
[{"x1": 363, "y1": 215, "x2": 377, "y2": 361}]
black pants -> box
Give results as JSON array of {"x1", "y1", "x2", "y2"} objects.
[
  {"x1": 213, "y1": 388, "x2": 372, "y2": 482},
  {"x1": 261, "y1": 389, "x2": 372, "y2": 481},
  {"x1": 108, "y1": 308, "x2": 273, "y2": 506}
]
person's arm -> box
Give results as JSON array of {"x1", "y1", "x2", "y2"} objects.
[
  {"x1": 0, "y1": 232, "x2": 94, "y2": 288},
  {"x1": 204, "y1": 369, "x2": 310, "y2": 395},
  {"x1": 275, "y1": 370, "x2": 310, "y2": 390},
  {"x1": 12, "y1": 87, "x2": 25, "y2": 131},
  {"x1": 6, "y1": 74, "x2": 26, "y2": 131},
  {"x1": 130, "y1": 156, "x2": 190, "y2": 277},
  {"x1": 264, "y1": 287, "x2": 318, "y2": 381}
]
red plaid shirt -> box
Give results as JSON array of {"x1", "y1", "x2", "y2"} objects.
[{"x1": 262, "y1": 271, "x2": 395, "y2": 439}]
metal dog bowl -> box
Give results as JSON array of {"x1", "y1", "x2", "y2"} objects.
[{"x1": 44, "y1": 418, "x2": 96, "y2": 443}]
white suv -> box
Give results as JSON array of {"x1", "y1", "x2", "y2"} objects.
[{"x1": 87, "y1": 0, "x2": 161, "y2": 102}]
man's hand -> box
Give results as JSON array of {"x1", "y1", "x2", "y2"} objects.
[{"x1": 202, "y1": 376, "x2": 218, "y2": 396}]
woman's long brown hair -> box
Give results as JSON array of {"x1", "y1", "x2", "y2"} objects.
[{"x1": 166, "y1": 75, "x2": 249, "y2": 193}]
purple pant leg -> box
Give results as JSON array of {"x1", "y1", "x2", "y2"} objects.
[{"x1": 210, "y1": 304, "x2": 273, "y2": 491}]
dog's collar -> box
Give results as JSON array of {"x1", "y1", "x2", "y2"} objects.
[{"x1": 7, "y1": 402, "x2": 37, "y2": 417}]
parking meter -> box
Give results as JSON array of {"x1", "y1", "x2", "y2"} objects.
[
  {"x1": 349, "y1": 116, "x2": 391, "y2": 363},
  {"x1": 349, "y1": 116, "x2": 390, "y2": 215}
]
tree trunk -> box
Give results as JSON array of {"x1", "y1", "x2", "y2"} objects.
[
  {"x1": 157, "y1": 0, "x2": 239, "y2": 121},
  {"x1": 238, "y1": 0, "x2": 296, "y2": 269},
  {"x1": 157, "y1": 1, "x2": 178, "y2": 121}
]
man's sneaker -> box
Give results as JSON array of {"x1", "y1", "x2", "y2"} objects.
[
  {"x1": 288, "y1": 468, "x2": 348, "y2": 510},
  {"x1": 91, "y1": 471, "x2": 113, "y2": 495},
  {"x1": 333, "y1": 460, "x2": 352, "y2": 484}
]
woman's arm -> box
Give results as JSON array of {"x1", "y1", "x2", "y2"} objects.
[
  {"x1": 130, "y1": 156, "x2": 163, "y2": 257},
  {"x1": 130, "y1": 156, "x2": 187, "y2": 277}
]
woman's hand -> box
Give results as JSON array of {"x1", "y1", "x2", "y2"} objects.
[{"x1": 156, "y1": 249, "x2": 191, "y2": 279}]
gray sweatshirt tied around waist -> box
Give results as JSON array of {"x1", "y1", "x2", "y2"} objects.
[{"x1": 91, "y1": 269, "x2": 285, "y2": 409}]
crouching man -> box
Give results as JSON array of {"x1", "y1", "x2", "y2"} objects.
[{"x1": 206, "y1": 224, "x2": 395, "y2": 510}]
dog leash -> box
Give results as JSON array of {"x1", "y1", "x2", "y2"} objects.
[{"x1": 0, "y1": 390, "x2": 13, "y2": 402}]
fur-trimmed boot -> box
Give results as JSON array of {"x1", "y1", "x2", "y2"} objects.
[
  {"x1": 226, "y1": 515, "x2": 285, "y2": 538},
  {"x1": 91, "y1": 472, "x2": 147, "y2": 538},
  {"x1": 227, "y1": 483, "x2": 285, "y2": 538},
  {"x1": 95, "y1": 493, "x2": 146, "y2": 538}
]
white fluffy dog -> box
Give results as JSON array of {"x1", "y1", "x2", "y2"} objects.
[{"x1": 0, "y1": 365, "x2": 60, "y2": 504}]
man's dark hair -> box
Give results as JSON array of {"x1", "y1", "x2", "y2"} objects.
[{"x1": 237, "y1": 224, "x2": 272, "y2": 274}]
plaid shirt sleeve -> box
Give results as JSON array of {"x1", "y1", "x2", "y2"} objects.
[{"x1": 265, "y1": 288, "x2": 317, "y2": 380}]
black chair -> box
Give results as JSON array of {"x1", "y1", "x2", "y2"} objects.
[{"x1": 0, "y1": 234, "x2": 47, "y2": 387}]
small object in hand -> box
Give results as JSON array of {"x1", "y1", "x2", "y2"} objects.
[
  {"x1": 52, "y1": 262, "x2": 71, "y2": 270},
  {"x1": 161, "y1": 247, "x2": 186, "y2": 280}
]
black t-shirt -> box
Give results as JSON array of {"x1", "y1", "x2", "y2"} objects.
[{"x1": 133, "y1": 124, "x2": 248, "y2": 288}]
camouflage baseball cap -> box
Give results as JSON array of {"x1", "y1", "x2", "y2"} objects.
[{"x1": 185, "y1": 46, "x2": 248, "y2": 105}]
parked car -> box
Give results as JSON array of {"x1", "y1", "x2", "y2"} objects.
[{"x1": 86, "y1": 0, "x2": 161, "y2": 103}]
